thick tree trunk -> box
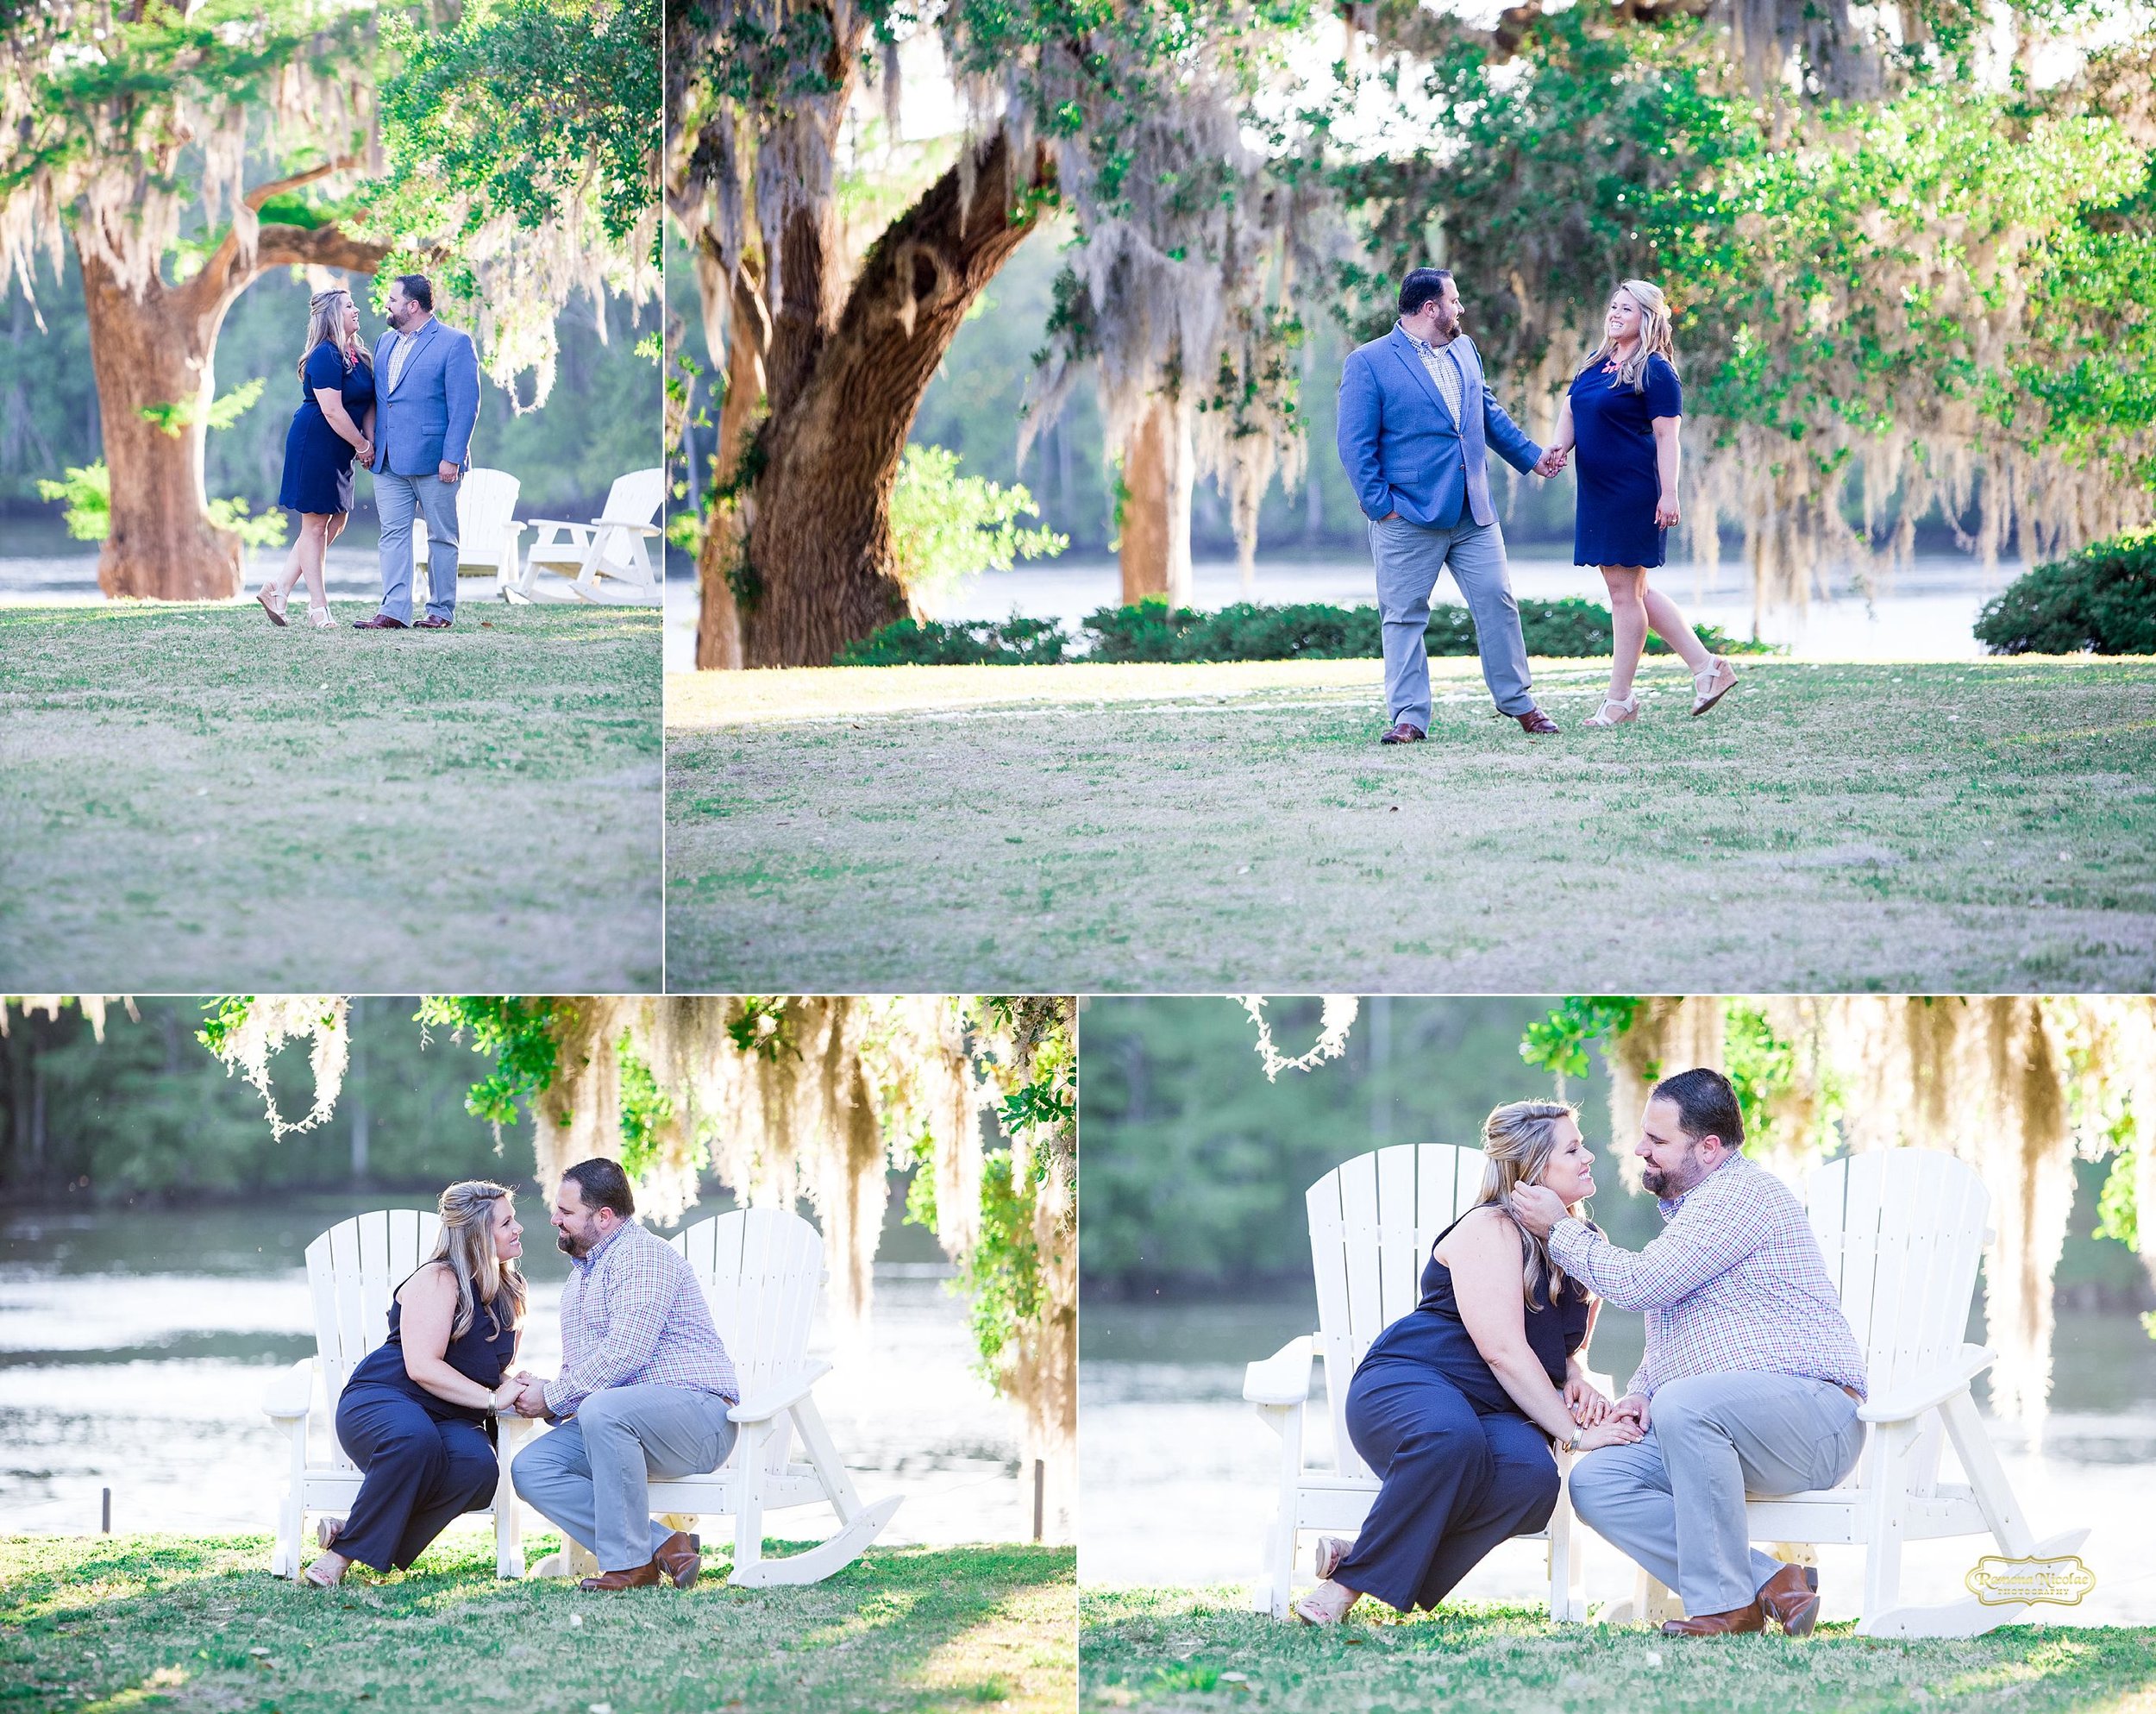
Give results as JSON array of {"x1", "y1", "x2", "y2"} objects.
[
  {"x1": 1118, "y1": 392, "x2": 1194, "y2": 608},
  {"x1": 73, "y1": 166, "x2": 388, "y2": 601},
  {"x1": 693, "y1": 242, "x2": 768, "y2": 671},
  {"x1": 737, "y1": 129, "x2": 1056, "y2": 666},
  {"x1": 80, "y1": 244, "x2": 244, "y2": 600}
]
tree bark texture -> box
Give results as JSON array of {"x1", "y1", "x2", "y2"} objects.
[
  {"x1": 1118, "y1": 391, "x2": 1194, "y2": 608},
  {"x1": 733, "y1": 128, "x2": 1055, "y2": 666},
  {"x1": 77, "y1": 166, "x2": 387, "y2": 601},
  {"x1": 693, "y1": 240, "x2": 768, "y2": 670}
]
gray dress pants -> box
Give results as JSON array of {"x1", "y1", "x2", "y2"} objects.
[
  {"x1": 1369, "y1": 512, "x2": 1535, "y2": 729},
  {"x1": 511, "y1": 1384, "x2": 738, "y2": 1573}
]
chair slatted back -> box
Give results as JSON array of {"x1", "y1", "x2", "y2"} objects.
[
  {"x1": 599, "y1": 468, "x2": 666, "y2": 526},
  {"x1": 668, "y1": 1209, "x2": 826, "y2": 1475},
  {"x1": 457, "y1": 468, "x2": 522, "y2": 559},
  {"x1": 1307, "y1": 1145, "x2": 1486, "y2": 1480},
  {"x1": 1805, "y1": 1148, "x2": 1988, "y2": 1492},
  {"x1": 305, "y1": 1209, "x2": 443, "y2": 1472}
]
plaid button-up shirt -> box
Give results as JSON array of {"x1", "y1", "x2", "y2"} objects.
[
  {"x1": 1547, "y1": 1153, "x2": 1867, "y2": 1402},
  {"x1": 1401, "y1": 323, "x2": 1465, "y2": 425},
  {"x1": 543, "y1": 1219, "x2": 739, "y2": 1419}
]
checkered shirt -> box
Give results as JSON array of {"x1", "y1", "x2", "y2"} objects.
[
  {"x1": 1401, "y1": 323, "x2": 1465, "y2": 424},
  {"x1": 1546, "y1": 1153, "x2": 1867, "y2": 1401},
  {"x1": 543, "y1": 1219, "x2": 739, "y2": 1418}
]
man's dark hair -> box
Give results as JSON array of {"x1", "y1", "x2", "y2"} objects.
[
  {"x1": 1398, "y1": 267, "x2": 1455, "y2": 318},
  {"x1": 396, "y1": 273, "x2": 434, "y2": 312},
  {"x1": 561, "y1": 1158, "x2": 635, "y2": 1220},
  {"x1": 1652, "y1": 1067, "x2": 1745, "y2": 1153}
]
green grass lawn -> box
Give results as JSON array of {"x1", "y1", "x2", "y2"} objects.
[
  {"x1": 1080, "y1": 1586, "x2": 2156, "y2": 1714},
  {"x1": 1, "y1": 604, "x2": 661, "y2": 989},
  {"x1": 0, "y1": 1533, "x2": 1075, "y2": 1714},
  {"x1": 664, "y1": 656, "x2": 2156, "y2": 991}
]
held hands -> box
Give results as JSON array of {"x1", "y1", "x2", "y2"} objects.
[
  {"x1": 1507, "y1": 1182, "x2": 1568, "y2": 1237},
  {"x1": 1613, "y1": 1392, "x2": 1651, "y2": 1430},
  {"x1": 1564, "y1": 1373, "x2": 1614, "y2": 1427},
  {"x1": 497, "y1": 1371, "x2": 550, "y2": 1416},
  {"x1": 1575, "y1": 1415, "x2": 1645, "y2": 1451},
  {"x1": 355, "y1": 439, "x2": 375, "y2": 467},
  {"x1": 1533, "y1": 445, "x2": 1570, "y2": 479},
  {"x1": 1656, "y1": 492, "x2": 1681, "y2": 528}
]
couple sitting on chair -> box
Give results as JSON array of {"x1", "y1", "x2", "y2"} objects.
[
  {"x1": 1294, "y1": 1068, "x2": 1868, "y2": 1637},
  {"x1": 304, "y1": 1158, "x2": 736, "y2": 1592}
]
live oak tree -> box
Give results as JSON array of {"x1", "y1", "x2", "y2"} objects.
[
  {"x1": 0, "y1": 0, "x2": 658, "y2": 603},
  {"x1": 669, "y1": 0, "x2": 1316, "y2": 667}
]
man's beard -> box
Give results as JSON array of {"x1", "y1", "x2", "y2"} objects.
[
  {"x1": 556, "y1": 1227, "x2": 586, "y2": 1257},
  {"x1": 1641, "y1": 1166, "x2": 1669, "y2": 1196}
]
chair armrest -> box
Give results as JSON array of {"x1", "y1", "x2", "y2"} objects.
[
  {"x1": 262, "y1": 1358, "x2": 315, "y2": 1422},
  {"x1": 593, "y1": 521, "x2": 664, "y2": 536},
  {"x1": 1858, "y1": 1344, "x2": 1996, "y2": 1423},
  {"x1": 729, "y1": 1359, "x2": 834, "y2": 1424},
  {"x1": 527, "y1": 518, "x2": 593, "y2": 533},
  {"x1": 1244, "y1": 1335, "x2": 1316, "y2": 1406}
]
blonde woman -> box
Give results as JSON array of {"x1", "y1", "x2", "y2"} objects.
[
  {"x1": 257, "y1": 286, "x2": 376, "y2": 629},
  {"x1": 304, "y1": 1182, "x2": 526, "y2": 1587},
  {"x1": 1545, "y1": 281, "x2": 1736, "y2": 726},
  {"x1": 1291, "y1": 1102, "x2": 1642, "y2": 1625}
]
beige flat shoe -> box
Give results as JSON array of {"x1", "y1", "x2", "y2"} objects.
[
  {"x1": 316, "y1": 1516, "x2": 344, "y2": 1551},
  {"x1": 1584, "y1": 694, "x2": 1639, "y2": 728},
  {"x1": 1691, "y1": 656, "x2": 1737, "y2": 717},
  {"x1": 1313, "y1": 1535, "x2": 1353, "y2": 1581}
]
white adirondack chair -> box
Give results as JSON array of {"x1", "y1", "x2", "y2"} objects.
[
  {"x1": 636, "y1": 1207, "x2": 904, "y2": 1585},
  {"x1": 1244, "y1": 1144, "x2": 1612, "y2": 1622},
  {"x1": 409, "y1": 467, "x2": 527, "y2": 599},
  {"x1": 512, "y1": 467, "x2": 665, "y2": 606},
  {"x1": 260, "y1": 1209, "x2": 528, "y2": 1580},
  {"x1": 1601, "y1": 1149, "x2": 2089, "y2": 1637}
]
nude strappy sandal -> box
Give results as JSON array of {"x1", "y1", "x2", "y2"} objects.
[
  {"x1": 1691, "y1": 656, "x2": 1738, "y2": 717},
  {"x1": 1584, "y1": 694, "x2": 1639, "y2": 729}
]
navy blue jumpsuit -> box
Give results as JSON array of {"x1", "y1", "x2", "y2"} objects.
[
  {"x1": 330, "y1": 1274, "x2": 515, "y2": 1573},
  {"x1": 1332, "y1": 1211, "x2": 1590, "y2": 1611}
]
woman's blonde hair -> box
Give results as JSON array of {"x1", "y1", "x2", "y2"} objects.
[
  {"x1": 429, "y1": 1179, "x2": 526, "y2": 1340},
  {"x1": 1473, "y1": 1098, "x2": 1586, "y2": 1308},
  {"x1": 296, "y1": 286, "x2": 369, "y2": 386},
  {"x1": 1579, "y1": 279, "x2": 1677, "y2": 393}
]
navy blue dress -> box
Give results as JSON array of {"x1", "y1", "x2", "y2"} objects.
[
  {"x1": 1332, "y1": 1210, "x2": 1591, "y2": 1612},
  {"x1": 330, "y1": 1270, "x2": 516, "y2": 1573},
  {"x1": 1570, "y1": 352, "x2": 1682, "y2": 568},
  {"x1": 277, "y1": 342, "x2": 375, "y2": 516}
]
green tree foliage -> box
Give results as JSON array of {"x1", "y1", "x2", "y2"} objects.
[
  {"x1": 1975, "y1": 530, "x2": 2156, "y2": 653},
  {"x1": 886, "y1": 443, "x2": 1067, "y2": 611},
  {"x1": 0, "y1": 998, "x2": 506, "y2": 1198},
  {"x1": 1079, "y1": 997, "x2": 1629, "y2": 1297}
]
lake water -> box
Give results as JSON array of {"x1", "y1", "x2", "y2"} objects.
[
  {"x1": 0, "y1": 1201, "x2": 1030, "y2": 1549},
  {"x1": 1080, "y1": 1297, "x2": 2156, "y2": 1626},
  {"x1": 661, "y1": 551, "x2": 2020, "y2": 672}
]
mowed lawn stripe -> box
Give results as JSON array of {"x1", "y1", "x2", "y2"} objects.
[{"x1": 665, "y1": 657, "x2": 2156, "y2": 992}]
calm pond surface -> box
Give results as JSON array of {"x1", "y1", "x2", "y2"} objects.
[
  {"x1": 0, "y1": 1200, "x2": 1029, "y2": 1548},
  {"x1": 1081, "y1": 1295, "x2": 2156, "y2": 1626}
]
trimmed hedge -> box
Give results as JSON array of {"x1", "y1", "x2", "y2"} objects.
[
  {"x1": 836, "y1": 598, "x2": 1761, "y2": 666},
  {"x1": 1975, "y1": 531, "x2": 2156, "y2": 656}
]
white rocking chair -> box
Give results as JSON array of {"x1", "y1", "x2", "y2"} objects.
[
  {"x1": 1601, "y1": 1148, "x2": 2089, "y2": 1637},
  {"x1": 1244, "y1": 1144, "x2": 1612, "y2": 1621},
  {"x1": 409, "y1": 467, "x2": 527, "y2": 601},
  {"x1": 512, "y1": 467, "x2": 665, "y2": 606},
  {"x1": 638, "y1": 1207, "x2": 904, "y2": 1585},
  {"x1": 260, "y1": 1209, "x2": 528, "y2": 1580}
]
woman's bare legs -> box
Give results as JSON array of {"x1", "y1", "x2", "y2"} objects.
[
  {"x1": 266, "y1": 513, "x2": 333, "y2": 611},
  {"x1": 1600, "y1": 566, "x2": 1651, "y2": 701},
  {"x1": 304, "y1": 512, "x2": 347, "y2": 616},
  {"x1": 1601, "y1": 565, "x2": 1712, "y2": 702}
]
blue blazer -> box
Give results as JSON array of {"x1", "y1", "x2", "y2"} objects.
[
  {"x1": 370, "y1": 317, "x2": 480, "y2": 477},
  {"x1": 1336, "y1": 326, "x2": 1542, "y2": 527}
]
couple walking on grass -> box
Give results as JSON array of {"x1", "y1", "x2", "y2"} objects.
[
  {"x1": 302, "y1": 1160, "x2": 736, "y2": 1594},
  {"x1": 1292, "y1": 1070, "x2": 1865, "y2": 1639},
  {"x1": 1339, "y1": 267, "x2": 1738, "y2": 744},
  {"x1": 254, "y1": 273, "x2": 479, "y2": 633}
]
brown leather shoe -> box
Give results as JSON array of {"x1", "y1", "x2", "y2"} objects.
[
  {"x1": 1379, "y1": 722, "x2": 1426, "y2": 744},
  {"x1": 579, "y1": 1560, "x2": 662, "y2": 1591},
  {"x1": 1516, "y1": 708, "x2": 1559, "y2": 735},
  {"x1": 1758, "y1": 1562, "x2": 1821, "y2": 1636},
  {"x1": 651, "y1": 1529, "x2": 701, "y2": 1590},
  {"x1": 353, "y1": 612, "x2": 408, "y2": 630},
  {"x1": 1662, "y1": 1598, "x2": 1765, "y2": 1636},
  {"x1": 413, "y1": 615, "x2": 453, "y2": 630}
]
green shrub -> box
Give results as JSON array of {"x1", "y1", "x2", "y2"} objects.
[
  {"x1": 833, "y1": 615, "x2": 1071, "y2": 666},
  {"x1": 1975, "y1": 531, "x2": 2156, "y2": 655}
]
